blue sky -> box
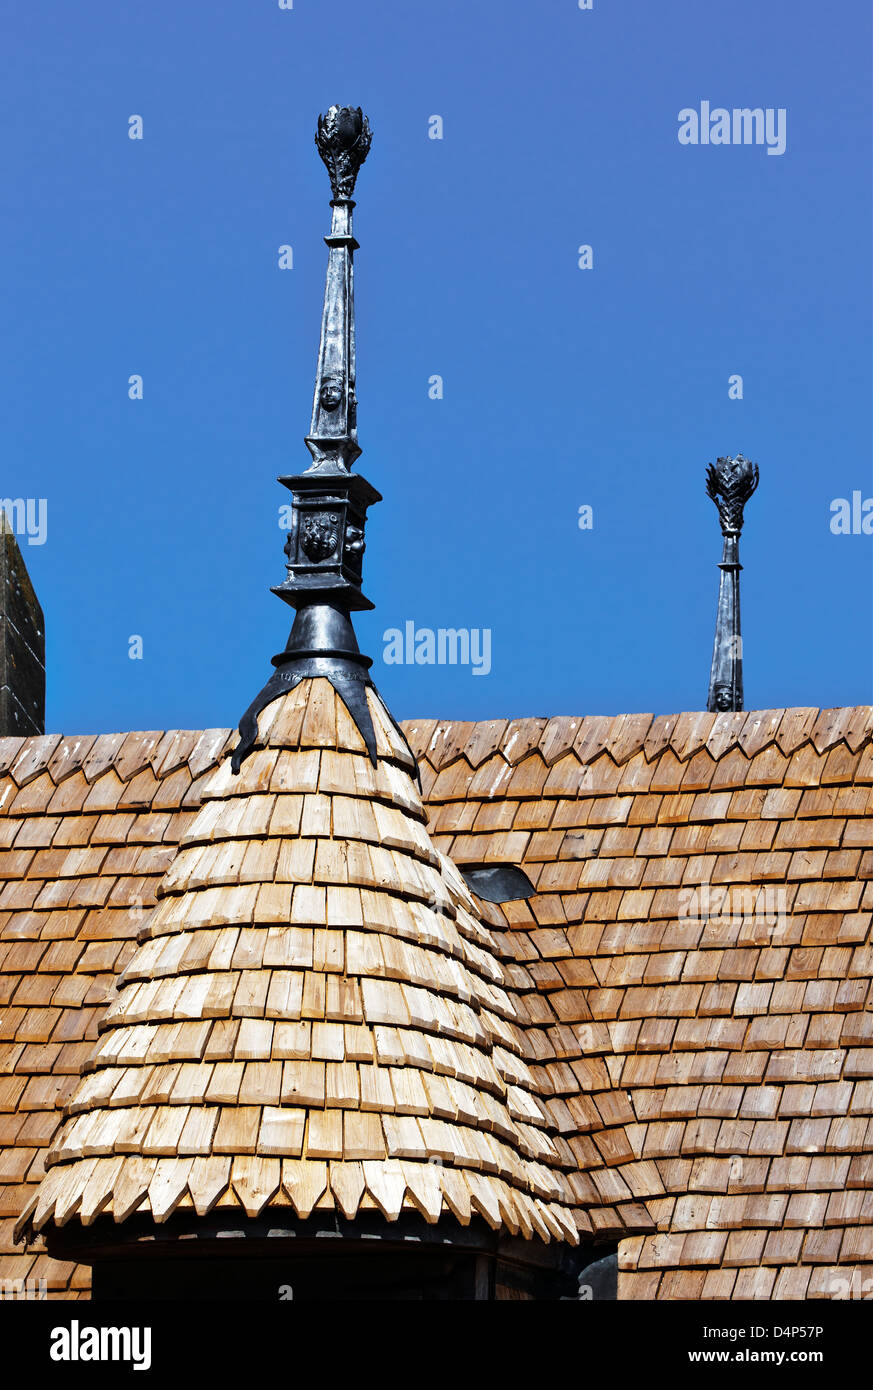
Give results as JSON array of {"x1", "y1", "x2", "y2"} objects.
[{"x1": 3, "y1": 0, "x2": 871, "y2": 735}]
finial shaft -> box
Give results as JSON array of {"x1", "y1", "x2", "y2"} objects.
[{"x1": 305, "y1": 197, "x2": 361, "y2": 470}]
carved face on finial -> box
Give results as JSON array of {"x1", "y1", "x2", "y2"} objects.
[
  {"x1": 319, "y1": 376, "x2": 344, "y2": 412},
  {"x1": 714, "y1": 685, "x2": 733, "y2": 711}
]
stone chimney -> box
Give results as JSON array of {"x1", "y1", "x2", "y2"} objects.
[{"x1": 0, "y1": 513, "x2": 45, "y2": 736}]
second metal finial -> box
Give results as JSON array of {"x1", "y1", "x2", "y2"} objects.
[
  {"x1": 705, "y1": 453, "x2": 758, "y2": 713},
  {"x1": 706, "y1": 453, "x2": 759, "y2": 535}
]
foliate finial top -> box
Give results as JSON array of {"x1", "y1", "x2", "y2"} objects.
[
  {"x1": 315, "y1": 105, "x2": 372, "y2": 199},
  {"x1": 706, "y1": 452, "x2": 759, "y2": 535}
]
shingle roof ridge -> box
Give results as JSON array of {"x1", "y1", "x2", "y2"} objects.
[
  {"x1": 403, "y1": 707, "x2": 873, "y2": 772},
  {"x1": 0, "y1": 728, "x2": 233, "y2": 791},
  {"x1": 5, "y1": 708, "x2": 871, "y2": 792}
]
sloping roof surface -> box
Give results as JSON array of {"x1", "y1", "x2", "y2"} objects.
[{"x1": 1, "y1": 705, "x2": 872, "y2": 1298}]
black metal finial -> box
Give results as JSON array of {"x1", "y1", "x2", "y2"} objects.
[
  {"x1": 231, "y1": 109, "x2": 415, "y2": 779},
  {"x1": 705, "y1": 453, "x2": 758, "y2": 713},
  {"x1": 269, "y1": 105, "x2": 379, "y2": 616}
]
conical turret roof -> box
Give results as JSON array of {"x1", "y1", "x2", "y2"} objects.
[{"x1": 21, "y1": 679, "x2": 577, "y2": 1243}]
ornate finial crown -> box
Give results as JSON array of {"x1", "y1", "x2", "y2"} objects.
[
  {"x1": 315, "y1": 105, "x2": 372, "y2": 199},
  {"x1": 706, "y1": 453, "x2": 759, "y2": 535}
]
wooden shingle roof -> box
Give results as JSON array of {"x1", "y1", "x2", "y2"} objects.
[{"x1": 0, "y1": 704, "x2": 871, "y2": 1298}]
